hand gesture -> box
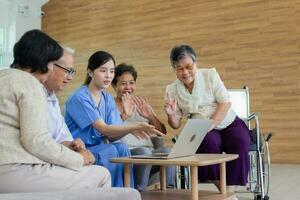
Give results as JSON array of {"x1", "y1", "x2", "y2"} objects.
[
  {"x1": 133, "y1": 96, "x2": 154, "y2": 119},
  {"x1": 121, "y1": 92, "x2": 135, "y2": 119},
  {"x1": 132, "y1": 129, "x2": 150, "y2": 140},
  {"x1": 79, "y1": 150, "x2": 95, "y2": 165},
  {"x1": 132, "y1": 122, "x2": 165, "y2": 139},
  {"x1": 70, "y1": 138, "x2": 86, "y2": 152},
  {"x1": 164, "y1": 93, "x2": 177, "y2": 116}
]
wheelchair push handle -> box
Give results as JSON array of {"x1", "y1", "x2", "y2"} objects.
[{"x1": 264, "y1": 133, "x2": 273, "y2": 142}]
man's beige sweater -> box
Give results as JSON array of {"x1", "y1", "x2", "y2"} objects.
[{"x1": 0, "y1": 69, "x2": 83, "y2": 170}]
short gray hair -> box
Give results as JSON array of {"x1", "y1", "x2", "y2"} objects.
[
  {"x1": 60, "y1": 44, "x2": 75, "y2": 54},
  {"x1": 170, "y1": 44, "x2": 196, "y2": 68}
]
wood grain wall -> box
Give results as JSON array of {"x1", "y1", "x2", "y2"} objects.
[{"x1": 42, "y1": 0, "x2": 300, "y2": 164}]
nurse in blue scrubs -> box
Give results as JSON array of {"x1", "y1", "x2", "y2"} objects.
[{"x1": 65, "y1": 51, "x2": 163, "y2": 187}]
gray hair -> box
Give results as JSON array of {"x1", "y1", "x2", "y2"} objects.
[
  {"x1": 60, "y1": 44, "x2": 75, "y2": 54},
  {"x1": 170, "y1": 44, "x2": 196, "y2": 68}
]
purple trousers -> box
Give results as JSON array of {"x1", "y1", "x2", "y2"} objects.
[{"x1": 197, "y1": 117, "x2": 251, "y2": 186}]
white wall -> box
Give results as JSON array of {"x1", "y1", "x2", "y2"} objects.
[{"x1": 0, "y1": 0, "x2": 48, "y2": 68}]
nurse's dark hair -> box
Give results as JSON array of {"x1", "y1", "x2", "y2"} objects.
[
  {"x1": 170, "y1": 44, "x2": 196, "y2": 69},
  {"x1": 10, "y1": 29, "x2": 63, "y2": 74},
  {"x1": 111, "y1": 63, "x2": 137, "y2": 87},
  {"x1": 84, "y1": 51, "x2": 116, "y2": 85}
]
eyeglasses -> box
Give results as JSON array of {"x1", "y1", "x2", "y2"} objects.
[
  {"x1": 54, "y1": 63, "x2": 76, "y2": 76},
  {"x1": 175, "y1": 62, "x2": 195, "y2": 74}
]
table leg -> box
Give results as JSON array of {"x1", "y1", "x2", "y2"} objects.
[
  {"x1": 219, "y1": 162, "x2": 226, "y2": 194},
  {"x1": 160, "y1": 165, "x2": 166, "y2": 190},
  {"x1": 191, "y1": 166, "x2": 198, "y2": 200},
  {"x1": 124, "y1": 163, "x2": 130, "y2": 187}
]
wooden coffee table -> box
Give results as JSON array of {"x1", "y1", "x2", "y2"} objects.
[{"x1": 110, "y1": 154, "x2": 238, "y2": 200}]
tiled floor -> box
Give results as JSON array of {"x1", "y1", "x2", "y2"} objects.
[{"x1": 198, "y1": 164, "x2": 300, "y2": 200}]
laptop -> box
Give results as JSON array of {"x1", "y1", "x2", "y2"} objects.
[{"x1": 130, "y1": 119, "x2": 212, "y2": 159}]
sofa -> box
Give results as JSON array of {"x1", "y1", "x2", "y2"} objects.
[{"x1": 0, "y1": 188, "x2": 141, "y2": 200}]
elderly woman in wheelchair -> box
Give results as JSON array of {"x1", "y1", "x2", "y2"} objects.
[{"x1": 164, "y1": 44, "x2": 251, "y2": 197}]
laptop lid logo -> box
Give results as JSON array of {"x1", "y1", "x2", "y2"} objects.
[{"x1": 190, "y1": 134, "x2": 196, "y2": 142}]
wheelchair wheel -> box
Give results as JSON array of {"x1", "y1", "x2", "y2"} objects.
[
  {"x1": 255, "y1": 194, "x2": 269, "y2": 200},
  {"x1": 261, "y1": 139, "x2": 271, "y2": 198},
  {"x1": 256, "y1": 137, "x2": 271, "y2": 200},
  {"x1": 251, "y1": 132, "x2": 271, "y2": 200}
]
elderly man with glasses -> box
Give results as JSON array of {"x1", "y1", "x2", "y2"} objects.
[{"x1": 42, "y1": 47, "x2": 106, "y2": 167}]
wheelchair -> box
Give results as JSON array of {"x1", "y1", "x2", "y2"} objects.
[{"x1": 174, "y1": 86, "x2": 272, "y2": 200}]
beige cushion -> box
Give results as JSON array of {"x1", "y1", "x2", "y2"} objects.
[{"x1": 0, "y1": 188, "x2": 141, "y2": 200}]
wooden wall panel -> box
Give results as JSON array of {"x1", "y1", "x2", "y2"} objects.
[{"x1": 42, "y1": 0, "x2": 300, "y2": 164}]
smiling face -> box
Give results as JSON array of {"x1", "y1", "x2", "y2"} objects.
[
  {"x1": 174, "y1": 55, "x2": 197, "y2": 90},
  {"x1": 89, "y1": 59, "x2": 115, "y2": 90},
  {"x1": 113, "y1": 72, "x2": 136, "y2": 99},
  {"x1": 44, "y1": 52, "x2": 74, "y2": 92}
]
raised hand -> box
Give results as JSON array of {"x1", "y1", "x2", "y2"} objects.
[
  {"x1": 121, "y1": 92, "x2": 135, "y2": 120},
  {"x1": 133, "y1": 96, "x2": 153, "y2": 119},
  {"x1": 164, "y1": 92, "x2": 177, "y2": 116}
]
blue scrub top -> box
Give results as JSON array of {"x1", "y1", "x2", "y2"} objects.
[{"x1": 65, "y1": 86, "x2": 123, "y2": 147}]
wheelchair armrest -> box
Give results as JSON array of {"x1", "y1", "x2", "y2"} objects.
[
  {"x1": 247, "y1": 112, "x2": 260, "y2": 132},
  {"x1": 247, "y1": 112, "x2": 261, "y2": 149}
]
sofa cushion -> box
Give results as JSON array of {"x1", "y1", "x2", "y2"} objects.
[{"x1": 0, "y1": 188, "x2": 141, "y2": 200}]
